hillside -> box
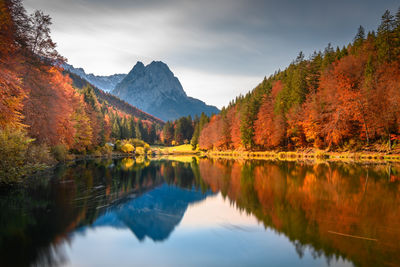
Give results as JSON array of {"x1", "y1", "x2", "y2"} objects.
[
  {"x1": 199, "y1": 10, "x2": 400, "y2": 152},
  {"x1": 66, "y1": 71, "x2": 164, "y2": 125}
]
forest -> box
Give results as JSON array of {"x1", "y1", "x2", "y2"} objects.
[
  {"x1": 197, "y1": 8, "x2": 400, "y2": 152},
  {"x1": 0, "y1": 0, "x2": 163, "y2": 182},
  {"x1": 2, "y1": 0, "x2": 400, "y2": 183}
]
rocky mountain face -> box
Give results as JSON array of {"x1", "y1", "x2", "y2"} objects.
[
  {"x1": 63, "y1": 63, "x2": 126, "y2": 93},
  {"x1": 113, "y1": 61, "x2": 219, "y2": 121}
]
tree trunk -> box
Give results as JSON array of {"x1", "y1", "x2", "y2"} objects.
[
  {"x1": 356, "y1": 100, "x2": 369, "y2": 146},
  {"x1": 388, "y1": 132, "x2": 392, "y2": 151}
]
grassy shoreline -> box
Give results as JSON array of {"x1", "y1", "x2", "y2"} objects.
[
  {"x1": 149, "y1": 144, "x2": 400, "y2": 164},
  {"x1": 67, "y1": 148, "x2": 400, "y2": 164},
  {"x1": 204, "y1": 150, "x2": 400, "y2": 163}
]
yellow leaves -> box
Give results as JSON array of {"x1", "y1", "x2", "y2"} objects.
[
  {"x1": 71, "y1": 105, "x2": 93, "y2": 152},
  {"x1": 121, "y1": 143, "x2": 134, "y2": 153}
]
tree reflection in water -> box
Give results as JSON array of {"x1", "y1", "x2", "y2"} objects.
[{"x1": 0, "y1": 157, "x2": 399, "y2": 267}]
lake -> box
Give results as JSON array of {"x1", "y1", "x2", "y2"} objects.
[{"x1": 1, "y1": 157, "x2": 399, "y2": 267}]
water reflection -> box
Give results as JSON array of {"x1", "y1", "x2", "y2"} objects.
[
  {"x1": 198, "y1": 159, "x2": 400, "y2": 267},
  {"x1": 0, "y1": 157, "x2": 399, "y2": 266},
  {"x1": 91, "y1": 184, "x2": 211, "y2": 242}
]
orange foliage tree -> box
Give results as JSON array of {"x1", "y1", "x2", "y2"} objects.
[{"x1": 254, "y1": 81, "x2": 286, "y2": 148}]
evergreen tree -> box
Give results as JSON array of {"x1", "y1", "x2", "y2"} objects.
[
  {"x1": 120, "y1": 117, "x2": 130, "y2": 139},
  {"x1": 307, "y1": 51, "x2": 322, "y2": 94},
  {"x1": 163, "y1": 121, "x2": 174, "y2": 145},
  {"x1": 240, "y1": 95, "x2": 261, "y2": 149},
  {"x1": 322, "y1": 43, "x2": 335, "y2": 69},
  {"x1": 377, "y1": 10, "x2": 395, "y2": 62},
  {"x1": 135, "y1": 120, "x2": 143, "y2": 140},
  {"x1": 191, "y1": 113, "x2": 210, "y2": 148},
  {"x1": 191, "y1": 122, "x2": 200, "y2": 148},
  {"x1": 148, "y1": 124, "x2": 157, "y2": 144},
  {"x1": 111, "y1": 119, "x2": 121, "y2": 139},
  {"x1": 353, "y1": 25, "x2": 366, "y2": 52},
  {"x1": 129, "y1": 117, "x2": 136, "y2": 139},
  {"x1": 394, "y1": 7, "x2": 400, "y2": 57},
  {"x1": 173, "y1": 116, "x2": 194, "y2": 144},
  {"x1": 290, "y1": 52, "x2": 308, "y2": 107},
  {"x1": 199, "y1": 112, "x2": 210, "y2": 130},
  {"x1": 82, "y1": 86, "x2": 99, "y2": 111}
]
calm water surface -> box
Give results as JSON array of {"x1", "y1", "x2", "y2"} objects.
[{"x1": 1, "y1": 157, "x2": 400, "y2": 267}]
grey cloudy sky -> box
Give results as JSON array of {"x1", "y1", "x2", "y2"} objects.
[{"x1": 25, "y1": 0, "x2": 399, "y2": 108}]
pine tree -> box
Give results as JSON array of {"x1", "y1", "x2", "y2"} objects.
[
  {"x1": 163, "y1": 121, "x2": 174, "y2": 145},
  {"x1": 377, "y1": 10, "x2": 395, "y2": 62},
  {"x1": 191, "y1": 122, "x2": 200, "y2": 148},
  {"x1": 111, "y1": 119, "x2": 121, "y2": 139},
  {"x1": 240, "y1": 96, "x2": 261, "y2": 149},
  {"x1": 135, "y1": 120, "x2": 143, "y2": 140},
  {"x1": 307, "y1": 52, "x2": 322, "y2": 94},
  {"x1": 353, "y1": 25, "x2": 366, "y2": 50},
  {"x1": 322, "y1": 43, "x2": 336, "y2": 69},
  {"x1": 120, "y1": 117, "x2": 130, "y2": 139},
  {"x1": 394, "y1": 7, "x2": 400, "y2": 57},
  {"x1": 148, "y1": 124, "x2": 157, "y2": 144},
  {"x1": 129, "y1": 117, "x2": 136, "y2": 139}
]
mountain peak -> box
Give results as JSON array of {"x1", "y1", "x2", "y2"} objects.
[
  {"x1": 129, "y1": 61, "x2": 145, "y2": 75},
  {"x1": 148, "y1": 61, "x2": 169, "y2": 69},
  {"x1": 113, "y1": 61, "x2": 219, "y2": 121}
]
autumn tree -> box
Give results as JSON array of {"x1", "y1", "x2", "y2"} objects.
[
  {"x1": 254, "y1": 81, "x2": 286, "y2": 148},
  {"x1": 367, "y1": 62, "x2": 400, "y2": 150}
]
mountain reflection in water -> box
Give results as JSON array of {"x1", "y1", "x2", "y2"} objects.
[
  {"x1": 91, "y1": 184, "x2": 211, "y2": 242},
  {"x1": 0, "y1": 157, "x2": 399, "y2": 267}
]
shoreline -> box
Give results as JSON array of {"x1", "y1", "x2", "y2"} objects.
[
  {"x1": 5, "y1": 149, "x2": 399, "y2": 186},
  {"x1": 204, "y1": 150, "x2": 400, "y2": 164}
]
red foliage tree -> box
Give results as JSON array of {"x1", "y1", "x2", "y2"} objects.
[
  {"x1": 367, "y1": 61, "x2": 400, "y2": 149},
  {"x1": 301, "y1": 55, "x2": 366, "y2": 148},
  {"x1": 254, "y1": 81, "x2": 285, "y2": 148}
]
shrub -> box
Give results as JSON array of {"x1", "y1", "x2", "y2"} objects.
[
  {"x1": 135, "y1": 146, "x2": 145, "y2": 155},
  {"x1": 92, "y1": 150, "x2": 102, "y2": 157},
  {"x1": 121, "y1": 143, "x2": 135, "y2": 154},
  {"x1": 26, "y1": 143, "x2": 54, "y2": 165},
  {"x1": 144, "y1": 144, "x2": 150, "y2": 153},
  {"x1": 51, "y1": 144, "x2": 69, "y2": 162},
  {"x1": 100, "y1": 144, "x2": 113, "y2": 156},
  {"x1": 0, "y1": 127, "x2": 33, "y2": 183},
  {"x1": 129, "y1": 138, "x2": 148, "y2": 147}
]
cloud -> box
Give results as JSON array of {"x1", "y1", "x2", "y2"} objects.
[
  {"x1": 173, "y1": 67, "x2": 261, "y2": 108},
  {"x1": 23, "y1": 0, "x2": 400, "y2": 108}
]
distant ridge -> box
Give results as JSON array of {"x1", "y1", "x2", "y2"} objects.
[
  {"x1": 63, "y1": 63, "x2": 126, "y2": 93},
  {"x1": 66, "y1": 71, "x2": 165, "y2": 125}
]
